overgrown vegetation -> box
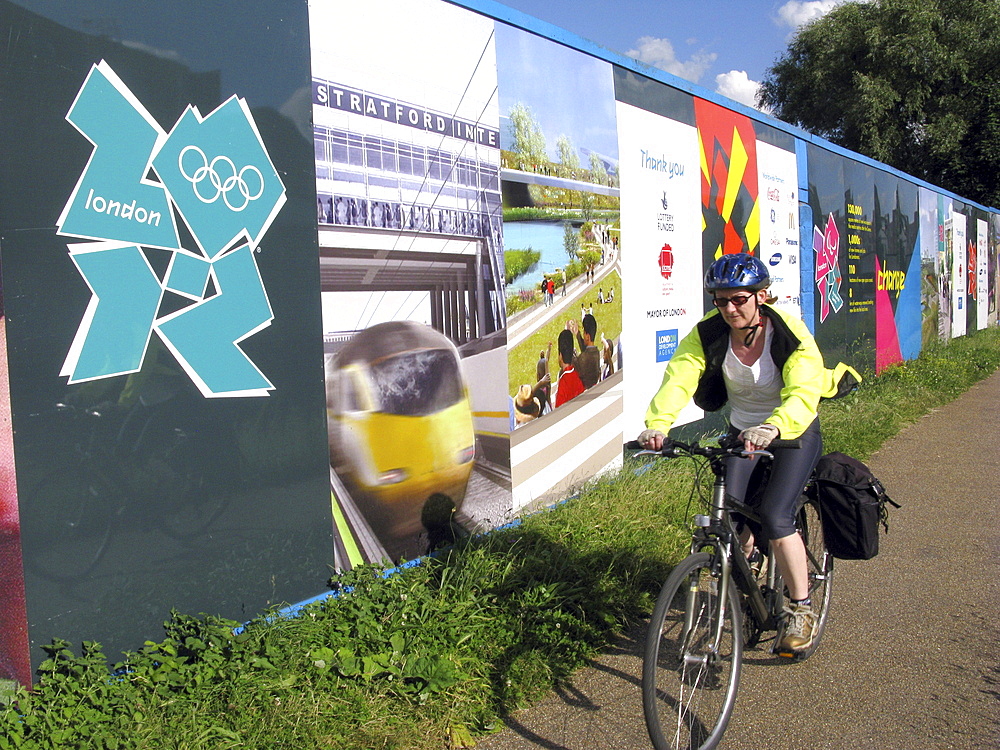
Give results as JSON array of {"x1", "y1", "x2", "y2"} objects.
[
  {"x1": 504, "y1": 288, "x2": 540, "y2": 318},
  {"x1": 503, "y1": 248, "x2": 542, "y2": 286},
  {"x1": 819, "y1": 330, "x2": 1000, "y2": 459},
  {"x1": 3, "y1": 327, "x2": 999, "y2": 749},
  {"x1": 502, "y1": 207, "x2": 619, "y2": 223}
]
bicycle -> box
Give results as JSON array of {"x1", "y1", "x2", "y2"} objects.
[{"x1": 630, "y1": 435, "x2": 833, "y2": 750}]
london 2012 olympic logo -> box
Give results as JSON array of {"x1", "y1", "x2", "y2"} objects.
[
  {"x1": 178, "y1": 146, "x2": 265, "y2": 212},
  {"x1": 56, "y1": 60, "x2": 286, "y2": 398},
  {"x1": 814, "y1": 213, "x2": 844, "y2": 323}
]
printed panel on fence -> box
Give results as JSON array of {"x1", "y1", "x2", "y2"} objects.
[
  {"x1": 0, "y1": 0, "x2": 333, "y2": 674},
  {"x1": 616, "y1": 68, "x2": 802, "y2": 436},
  {"x1": 495, "y1": 23, "x2": 624, "y2": 512},
  {"x1": 309, "y1": 0, "x2": 515, "y2": 564}
]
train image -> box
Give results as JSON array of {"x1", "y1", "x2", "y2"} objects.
[{"x1": 325, "y1": 321, "x2": 476, "y2": 562}]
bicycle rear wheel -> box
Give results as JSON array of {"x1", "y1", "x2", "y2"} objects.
[
  {"x1": 793, "y1": 495, "x2": 834, "y2": 659},
  {"x1": 643, "y1": 552, "x2": 743, "y2": 750}
]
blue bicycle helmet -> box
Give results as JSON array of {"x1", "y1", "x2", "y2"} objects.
[{"x1": 704, "y1": 252, "x2": 770, "y2": 292}]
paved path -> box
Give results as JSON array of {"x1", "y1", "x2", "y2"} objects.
[{"x1": 479, "y1": 369, "x2": 1000, "y2": 750}]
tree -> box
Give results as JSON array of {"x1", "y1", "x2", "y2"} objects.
[
  {"x1": 758, "y1": 0, "x2": 1000, "y2": 207},
  {"x1": 589, "y1": 152, "x2": 608, "y2": 185},
  {"x1": 563, "y1": 221, "x2": 580, "y2": 262},
  {"x1": 508, "y1": 102, "x2": 547, "y2": 170},
  {"x1": 579, "y1": 191, "x2": 595, "y2": 223},
  {"x1": 556, "y1": 134, "x2": 580, "y2": 170}
]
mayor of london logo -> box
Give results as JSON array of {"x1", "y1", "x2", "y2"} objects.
[{"x1": 56, "y1": 60, "x2": 286, "y2": 398}]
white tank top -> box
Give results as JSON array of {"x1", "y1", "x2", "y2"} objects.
[{"x1": 723, "y1": 322, "x2": 783, "y2": 430}]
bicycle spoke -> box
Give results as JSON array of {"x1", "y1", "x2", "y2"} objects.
[{"x1": 644, "y1": 554, "x2": 742, "y2": 750}]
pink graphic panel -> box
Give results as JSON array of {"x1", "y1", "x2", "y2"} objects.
[{"x1": 875, "y1": 256, "x2": 903, "y2": 373}]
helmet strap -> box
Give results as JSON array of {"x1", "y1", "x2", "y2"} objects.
[{"x1": 740, "y1": 296, "x2": 763, "y2": 346}]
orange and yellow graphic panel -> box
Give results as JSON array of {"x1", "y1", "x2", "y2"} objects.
[{"x1": 695, "y1": 98, "x2": 760, "y2": 258}]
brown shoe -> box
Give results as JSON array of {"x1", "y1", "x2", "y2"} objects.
[{"x1": 777, "y1": 602, "x2": 816, "y2": 653}]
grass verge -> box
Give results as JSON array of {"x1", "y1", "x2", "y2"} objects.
[{"x1": 2, "y1": 327, "x2": 999, "y2": 749}]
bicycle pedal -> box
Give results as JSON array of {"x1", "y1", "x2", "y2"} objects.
[{"x1": 772, "y1": 643, "x2": 811, "y2": 661}]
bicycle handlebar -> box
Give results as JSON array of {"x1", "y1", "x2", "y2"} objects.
[{"x1": 626, "y1": 435, "x2": 801, "y2": 460}]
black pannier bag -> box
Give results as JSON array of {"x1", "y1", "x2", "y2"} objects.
[{"x1": 810, "y1": 452, "x2": 900, "y2": 560}]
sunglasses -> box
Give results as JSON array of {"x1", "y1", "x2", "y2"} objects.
[{"x1": 712, "y1": 293, "x2": 754, "y2": 308}]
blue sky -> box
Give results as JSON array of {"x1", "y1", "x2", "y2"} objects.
[
  {"x1": 496, "y1": 23, "x2": 620, "y2": 162},
  {"x1": 490, "y1": 0, "x2": 851, "y2": 109}
]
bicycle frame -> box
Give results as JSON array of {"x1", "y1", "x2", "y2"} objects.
[{"x1": 687, "y1": 454, "x2": 784, "y2": 644}]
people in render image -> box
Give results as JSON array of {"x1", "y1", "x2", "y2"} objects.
[
  {"x1": 573, "y1": 313, "x2": 601, "y2": 389},
  {"x1": 554, "y1": 329, "x2": 585, "y2": 407},
  {"x1": 601, "y1": 335, "x2": 615, "y2": 379},
  {"x1": 536, "y1": 342, "x2": 552, "y2": 411},
  {"x1": 513, "y1": 383, "x2": 542, "y2": 426},
  {"x1": 637, "y1": 252, "x2": 859, "y2": 655}
]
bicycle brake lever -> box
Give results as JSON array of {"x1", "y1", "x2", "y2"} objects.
[{"x1": 633, "y1": 449, "x2": 661, "y2": 458}]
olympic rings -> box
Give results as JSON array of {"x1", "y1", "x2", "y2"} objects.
[{"x1": 178, "y1": 145, "x2": 265, "y2": 213}]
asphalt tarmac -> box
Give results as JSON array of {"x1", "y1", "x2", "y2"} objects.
[{"x1": 479, "y1": 369, "x2": 1000, "y2": 750}]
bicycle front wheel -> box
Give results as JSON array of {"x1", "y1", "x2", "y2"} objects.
[{"x1": 643, "y1": 552, "x2": 743, "y2": 750}]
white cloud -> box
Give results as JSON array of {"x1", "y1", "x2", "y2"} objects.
[
  {"x1": 775, "y1": 0, "x2": 845, "y2": 30},
  {"x1": 625, "y1": 36, "x2": 717, "y2": 84},
  {"x1": 715, "y1": 70, "x2": 767, "y2": 111}
]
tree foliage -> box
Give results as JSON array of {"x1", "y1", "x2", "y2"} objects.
[
  {"x1": 758, "y1": 0, "x2": 1000, "y2": 207},
  {"x1": 563, "y1": 221, "x2": 580, "y2": 261},
  {"x1": 556, "y1": 134, "x2": 580, "y2": 169},
  {"x1": 589, "y1": 152, "x2": 608, "y2": 185},
  {"x1": 508, "y1": 102, "x2": 547, "y2": 168}
]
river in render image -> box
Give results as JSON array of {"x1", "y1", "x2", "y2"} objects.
[{"x1": 503, "y1": 220, "x2": 571, "y2": 293}]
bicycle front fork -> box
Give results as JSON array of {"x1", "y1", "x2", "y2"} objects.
[{"x1": 689, "y1": 534, "x2": 734, "y2": 652}]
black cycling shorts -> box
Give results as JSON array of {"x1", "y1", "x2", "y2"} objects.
[{"x1": 724, "y1": 417, "x2": 822, "y2": 540}]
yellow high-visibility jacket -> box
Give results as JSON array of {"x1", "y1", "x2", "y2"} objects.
[{"x1": 645, "y1": 305, "x2": 861, "y2": 440}]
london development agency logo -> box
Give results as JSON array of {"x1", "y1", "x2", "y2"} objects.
[{"x1": 56, "y1": 60, "x2": 286, "y2": 397}]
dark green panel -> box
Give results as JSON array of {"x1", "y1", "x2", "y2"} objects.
[
  {"x1": 0, "y1": 0, "x2": 332, "y2": 669},
  {"x1": 843, "y1": 159, "x2": 877, "y2": 365},
  {"x1": 806, "y1": 143, "x2": 852, "y2": 368},
  {"x1": 612, "y1": 66, "x2": 695, "y2": 126}
]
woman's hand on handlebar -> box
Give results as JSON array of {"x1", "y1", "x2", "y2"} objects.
[
  {"x1": 738, "y1": 423, "x2": 779, "y2": 451},
  {"x1": 637, "y1": 428, "x2": 668, "y2": 451}
]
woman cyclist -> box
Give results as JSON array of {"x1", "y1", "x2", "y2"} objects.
[{"x1": 637, "y1": 253, "x2": 859, "y2": 654}]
